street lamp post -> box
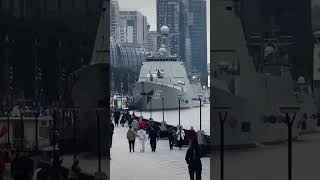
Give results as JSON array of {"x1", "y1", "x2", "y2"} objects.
[
  {"x1": 132, "y1": 96, "x2": 135, "y2": 114},
  {"x1": 198, "y1": 96, "x2": 202, "y2": 131},
  {"x1": 19, "y1": 105, "x2": 25, "y2": 151},
  {"x1": 34, "y1": 106, "x2": 39, "y2": 151},
  {"x1": 177, "y1": 95, "x2": 182, "y2": 126},
  {"x1": 162, "y1": 96, "x2": 165, "y2": 122},
  {"x1": 279, "y1": 106, "x2": 300, "y2": 180},
  {"x1": 149, "y1": 97, "x2": 152, "y2": 119},
  {"x1": 6, "y1": 110, "x2": 10, "y2": 147},
  {"x1": 53, "y1": 109, "x2": 57, "y2": 162},
  {"x1": 72, "y1": 108, "x2": 78, "y2": 160},
  {"x1": 96, "y1": 109, "x2": 102, "y2": 172},
  {"x1": 214, "y1": 106, "x2": 232, "y2": 180},
  {"x1": 140, "y1": 95, "x2": 142, "y2": 117}
]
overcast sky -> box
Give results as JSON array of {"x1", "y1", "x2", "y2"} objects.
[{"x1": 118, "y1": 0, "x2": 210, "y2": 63}]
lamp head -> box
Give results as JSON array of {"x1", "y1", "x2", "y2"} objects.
[
  {"x1": 279, "y1": 106, "x2": 300, "y2": 114},
  {"x1": 213, "y1": 106, "x2": 232, "y2": 113}
]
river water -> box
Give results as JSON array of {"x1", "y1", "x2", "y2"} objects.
[{"x1": 132, "y1": 103, "x2": 210, "y2": 135}]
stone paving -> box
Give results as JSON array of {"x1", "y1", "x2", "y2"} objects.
[{"x1": 62, "y1": 126, "x2": 210, "y2": 180}]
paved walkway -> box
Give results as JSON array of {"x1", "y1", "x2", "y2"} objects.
[
  {"x1": 62, "y1": 126, "x2": 210, "y2": 180},
  {"x1": 211, "y1": 133, "x2": 320, "y2": 180}
]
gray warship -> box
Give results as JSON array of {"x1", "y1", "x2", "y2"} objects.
[
  {"x1": 132, "y1": 26, "x2": 206, "y2": 110},
  {"x1": 212, "y1": 0, "x2": 304, "y2": 148}
]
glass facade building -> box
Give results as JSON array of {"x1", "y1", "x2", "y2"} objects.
[{"x1": 110, "y1": 37, "x2": 148, "y2": 72}]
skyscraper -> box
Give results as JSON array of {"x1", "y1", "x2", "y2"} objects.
[
  {"x1": 119, "y1": 11, "x2": 148, "y2": 47},
  {"x1": 146, "y1": 24, "x2": 158, "y2": 53},
  {"x1": 185, "y1": 0, "x2": 208, "y2": 85},
  {"x1": 157, "y1": 0, "x2": 186, "y2": 62},
  {"x1": 111, "y1": 0, "x2": 120, "y2": 43}
]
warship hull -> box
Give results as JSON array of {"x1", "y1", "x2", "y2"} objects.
[{"x1": 132, "y1": 81, "x2": 197, "y2": 110}]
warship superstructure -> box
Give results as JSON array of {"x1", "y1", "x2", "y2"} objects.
[
  {"x1": 212, "y1": 0, "x2": 304, "y2": 147},
  {"x1": 132, "y1": 26, "x2": 206, "y2": 110}
]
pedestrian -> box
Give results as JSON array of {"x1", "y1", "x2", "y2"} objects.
[
  {"x1": 187, "y1": 126, "x2": 197, "y2": 145},
  {"x1": 160, "y1": 121, "x2": 168, "y2": 138},
  {"x1": 136, "y1": 128, "x2": 147, "y2": 152},
  {"x1": 148, "y1": 126, "x2": 159, "y2": 152},
  {"x1": 68, "y1": 159, "x2": 81, "y2": 180},
  {"x1": 176, "y1": 125, "x2": 185, "y2": 150},
  {"x1": 120, "y1": 113, "x2": 126, "y2": 127},
  {"x1": 113, "y1": 109, "x2": 120, "y2": 127},
  {"x1": 128, "y1": 114, "x2": 133, "y2": 126},
  {"x1": 197, "y1": 130, "x2": 206, "y2": 156},
  {"x1": 185, "y1": 139, "x2": 202, "y2": 180},
  {"x1": 168, "y1": 128, "x2": 175, "y2": 150},
  {"x1": 131, "y1": 118, "x2": 140, "y2": 133},
  {"x1": 139, "y1": 119, "x2": 147, "y2": 130},
  {"x1": 127, "y1": 125, "x2": 136, "y2": 152}
]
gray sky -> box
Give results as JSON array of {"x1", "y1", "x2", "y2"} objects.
[{"x1": 118, "y1": 0, "x2": 210, "y2": 63}]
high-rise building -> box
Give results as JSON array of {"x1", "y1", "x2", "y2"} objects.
[
  {"x1": 119, "y1": 11, "x2": 148, "y2": 46},
  {"x1": 184, "y1": 0, "x2": 208, "y2": 85},
  {"x1": 146, "y1": 25, "x2": 158, "y2": 53},
  {"x1": 157, "y1": 0, "x2": 186, "y2": 62},
  {"x1": 111, "y1": 0, "x2": 120, "y2": 43}
]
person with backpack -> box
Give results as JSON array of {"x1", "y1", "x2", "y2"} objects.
[{"x1": 127, "y1": 125, "x2": 136, "y2": 152}]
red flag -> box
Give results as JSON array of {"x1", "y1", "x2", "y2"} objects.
[{"x1": 0, "y1": 126, "x2": 8, "y2": 138}]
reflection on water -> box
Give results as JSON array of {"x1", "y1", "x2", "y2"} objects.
[{"x1": 132, "y1": 104, "x2": 210, "y2": 135}]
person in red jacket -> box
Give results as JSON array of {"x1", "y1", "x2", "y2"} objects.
[
  {"x1": 139, "y1": 119, "x2": 147, "y2": 130},
  {"x1": 187, "y1": 126, "x2": 197, "y2": 145}
]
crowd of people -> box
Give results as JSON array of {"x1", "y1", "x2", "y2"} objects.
[{"x1": 110, "y1": 108, "x2": 204, "y2": 180}]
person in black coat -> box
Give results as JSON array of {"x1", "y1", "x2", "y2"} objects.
[
  {"x1": 113, "y1": 110, "x2": 120, "y2": 127},
  {"x1": 167, "y1": 128, "x2": 175, "y2": 150},
  {"x1": 185, "y1": 139, "x2": 202, "y2": 180},
  {"x1": 148, "y1": 126, "x2": 159, "y2": 152},
  {"x1": 120, "y1": 113, "x2": 126, "y2": 127}
]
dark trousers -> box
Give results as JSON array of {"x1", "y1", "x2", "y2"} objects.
[
  {"x1": 169, "y1": 138, "x2": 174, "y2": 150},
  {"x1": 178, "y1": 139, "x2": 183, "y2": 149},
  {"x1": 188, "y1": 168, "x2": 202, "y2": 180},
  {"x1": 150, "y1": 139, "x2": 157, "y2": 152},
  {"x1": 129, "y1": 140, "x2": 135, "y2": 152},
  {"x1": 114, "y1": 118, "x2": 119, "y2": 126}
]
